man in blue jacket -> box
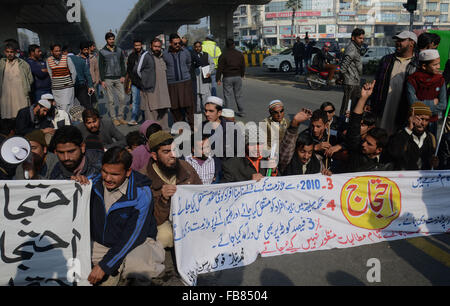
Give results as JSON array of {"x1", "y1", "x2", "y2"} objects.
[
  {"x1": 88, "y1": 147, "x2": 165, "y2": 285},
  {"x1": 26, "y1": 44, "x2": 51, "y2": 103}
]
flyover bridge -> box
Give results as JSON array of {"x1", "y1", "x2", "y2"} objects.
[
  {"x1": 117, "y1": 0, "x2": 271, "y2": 49},
  {"x1": 1, "y1": 0, "x2": 94, "y2": 52}
]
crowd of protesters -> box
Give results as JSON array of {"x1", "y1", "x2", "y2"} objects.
[{"x1": 0, "y1": 28, "x2": 449, "y2": 286}]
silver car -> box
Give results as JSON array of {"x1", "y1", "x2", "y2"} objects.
[{"x1": 362, "y1": 46, "x2": 395, "y2": 64}]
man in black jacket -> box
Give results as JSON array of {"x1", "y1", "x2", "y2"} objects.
[
  {"x1": 387, "y1": 102, "x2": 438, "y2": 170},
  {"x1": 88, "y1": 147, "x2": 164, "y2": 286},
  {"x1": 126, "y1": 39, "x2": 144, "y2": 126},
  {"x1": 15, "y1": 99, "x2": 53, "y2": 137},
  {"x1": 342, "y1": 81, "x2": 393, "y2": 173},
  {"x1": 292, "y1": 37, "x2": 306, "y2": 75}
]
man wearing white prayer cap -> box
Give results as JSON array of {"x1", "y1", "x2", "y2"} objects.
[
  {"x1": 222, "y1": 108, "x2": 235, "y2": 122},
  {"x1": 263, "y1": 99, "x2": 290, "y2": 149},
  {"x1": 418, "y1": 49, "x2": 440, "y2": 62},
  {"x1": 42, "y1": 92, "x2": 71, "y2": 130},
  {"x1": 15, "y1": 99, "x2": 55, "y2": 137}
]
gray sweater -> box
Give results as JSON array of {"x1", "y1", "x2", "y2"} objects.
[
  {"x1": 163, "y1": 47, "x2": 192, "y2": 84},
  {"x1": 76, "y1": 118, "x2": 126, "y2": 150}
]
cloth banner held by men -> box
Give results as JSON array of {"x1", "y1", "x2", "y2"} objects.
[
  {"x1": 0, "y1": 180, "x2": 92, "y2": 286},
  {"x1": 172, "y1": 170, "x2": 450, "y2": 286}
]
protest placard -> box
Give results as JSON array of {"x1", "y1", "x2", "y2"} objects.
[
  {"x1": 0, "y1": 181, "x2": 91, "y2": 286},
  {"x1": 172, "y1": 171, "x2": 450, "y2": 285}
]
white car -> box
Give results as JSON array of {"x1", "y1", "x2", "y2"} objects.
[
  {"x1": 262, "y1": 48, "x2": 295, "y2": 72},
  {"x1": 362, "y1": 46, "x2": 395, "y2": 64}
]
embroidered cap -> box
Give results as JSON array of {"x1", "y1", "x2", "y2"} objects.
[{"x1": 419, "y1": 49, "x2": 440, "y2": 62}]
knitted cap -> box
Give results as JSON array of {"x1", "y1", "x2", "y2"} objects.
[
  {"x1": 37, "y1": 99, "x2": 51, "y2": 109},
  {"x1": 410, "y1": 102, "x2": 432, "y2": 117},
  {"x1": 222, "y1": 108, "x2": 235, "y2": 118},
  {"x1": 205, "y1": 96, "x2": 223, "y2": 107},
  {"x1": 25, "y1": 130, "x2": 47, "y2": 147},
  {"x1": 148, "y1": 131, "x2": 174, "y2": 151}
]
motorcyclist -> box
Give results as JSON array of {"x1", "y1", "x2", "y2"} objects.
[{"x1": 311, "y1": 42, "x2": 338, "y2": 85}]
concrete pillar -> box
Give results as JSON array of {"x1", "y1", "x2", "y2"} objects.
[
  {"x1": 209, "y1": 6, "x2": 236, "y2": 50},
  {"x1": 0, "y1": 4, "x2": 19, "y2": 48}
]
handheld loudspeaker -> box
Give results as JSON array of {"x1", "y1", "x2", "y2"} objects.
[{"x1": 0, "y1": 136, "x2": 31, "y2": 165}]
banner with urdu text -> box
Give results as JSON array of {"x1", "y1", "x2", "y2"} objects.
[
  {"x1": 0, "y1": 181, "x2": 92, "y2": 286},
  {"x1": 172, "y1": 171, "x2": 450, "y2": 286}
]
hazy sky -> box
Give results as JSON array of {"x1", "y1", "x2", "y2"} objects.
[{"x1": 81, "y1": 0, "x2": 139, "y2": 46}]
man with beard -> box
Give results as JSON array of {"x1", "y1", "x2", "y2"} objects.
[
  {"x1": 370, "y1": 31, "x2": 418, "y2": 135},
  {"x1": 139, "y1": 131, "x2": 202, "y2": 248},
  {"x1": 0, "y1": 43, "x2": 33, "y2": 119},
  {"x1": 15, "y1": 129, "x2": 59, "y2": 179},
  {"x1": 15, "y1": 99, "x2": 53, "y2": 137},
  {"x1": 163, "y1": 34, "x2": 195, "y2": 127},
  {"x1": 387, "y1": 103, "x2": 438, "y2": 170},
  {"x1": 77, "y1": 108, "x2": 126, "y2": 150},
  {"x1": 49, "y1": 125, "x2": 103, "y2": 181},
  {"x1": 138, "y1": 38, "x2": 171, "y2": 130},
  {"x1": 263, "y1": 100, "x2": 290, "y2": 150},
  {"x1": 46, "y1": 44, "x2": 77, "y2": 113},
  {"x1": 185, "y1": 134, "x2": 222, "y2": 184}
]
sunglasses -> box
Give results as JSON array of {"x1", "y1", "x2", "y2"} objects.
[
  {"x1": 324, "y1": 109, "x2": 335, "y2": 114},
  {"x1": 271, "y1": 109, "x2": 284, "y2": 115},
  {"x1": 173, "y1": 42, "x2": 181, "y2": 46}
]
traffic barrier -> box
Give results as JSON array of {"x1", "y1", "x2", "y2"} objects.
[{"x1": 243, "y1": 51, "x2": 271, "y2": 67}]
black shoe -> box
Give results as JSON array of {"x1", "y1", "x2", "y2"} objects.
[{"x1": 236, "y1": 112, "x2": 245, "y2": 117}]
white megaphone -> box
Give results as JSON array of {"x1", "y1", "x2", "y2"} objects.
[{"x1": 0, "y1": 136, "x2": 31, "y2": 165}]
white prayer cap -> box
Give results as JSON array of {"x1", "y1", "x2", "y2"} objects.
[
  {"x1": 419, "y1": 49, "x2": 440, "y2": 62},
  {"x1": 204, "y1": 96, "x2": 223, "y2": 107},
  {"x1": 268, "y1": 99, "x2": 283, "y2": 109},
  {"x1": 393, "y1": 31, "x2": 417, "y2": 44},
  {"x1": 37, "y1": 99, "x2": 52, "y2": 109},
  {"x1": 222, "y1": 108, "x2": 235, "y2": 118},
  {"x1": 41, "y1": 93, "x2": 54, "y2": 100}
]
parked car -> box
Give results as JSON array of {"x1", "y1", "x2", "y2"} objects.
[
  {"x1": 263, "y1": 41, "x2": 340, "y2": 73},
  {"x1": 362, "y1": 46, "x2": 395, "y2": 64},
  {"x1": 262, "y1": 48, "x2": 295, "y2": 72}
]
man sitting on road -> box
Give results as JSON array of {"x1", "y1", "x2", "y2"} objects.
[
  {"x1": 88, "y1": 147, "x2": 165, "y2": 286},
  {"x1": 77, "y1": 108, "x2": 127, "y2": 150},
  {"x1": 15, "y1": 99, "x2": 54, "y2": 138},
  {"x1": 340, "y1": 81, "x2": 393, "y2": 173},
  {"x1": 49, "y1": 125, "x2": 103, "y2": 180},
  {"x1": 15, "y1": 130, "x2": 59, "y2": 180},
  {"x1": 139, "y1": 131, "x2": 202, "y2": 249},
  {"x1": 263, "y1": 100, "x2": 290, "y2": 150}
]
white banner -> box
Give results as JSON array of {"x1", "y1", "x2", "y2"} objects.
[
  {"x1": 172, "y1": 171, "x2": 450, "y2": 286},
  {"x1": 0, "y1": 181, "x2": 92, "y2": 286}
]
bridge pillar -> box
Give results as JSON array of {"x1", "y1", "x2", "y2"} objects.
[
  {"x1": 0, "y1": 4, "x2": 19, "y2": 47},
  {"x1": 209, "y1": 6, "x2": 235, "y2": 49}
]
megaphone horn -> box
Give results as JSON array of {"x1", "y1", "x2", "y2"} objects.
[{"x1": 0, "y1": 136, "x2": 31, "y2": 165}]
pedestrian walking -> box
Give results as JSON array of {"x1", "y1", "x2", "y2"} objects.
[{"x1": 217, "y1": 39, "x2": 246, "y2": 117}]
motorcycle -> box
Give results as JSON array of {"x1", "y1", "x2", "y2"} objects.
[{"x1": 305, "y1": 65, "x2": 343, "y2": 90}]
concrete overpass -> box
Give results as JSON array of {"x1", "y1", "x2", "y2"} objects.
[
  {"x1": 117, "y1": 0, "x2": 270, "y2": 50},
  {"x1": 1, "y1": 0, "x2": 94, "y2": 52}
]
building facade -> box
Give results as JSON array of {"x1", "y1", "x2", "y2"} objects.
[{"x1": 233, "y1": 0, "x2": 450, "y2": 47}]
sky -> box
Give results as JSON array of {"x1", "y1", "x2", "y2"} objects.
[{"x1": 81, "y1": 0, "x2": 139, "y2": 46}]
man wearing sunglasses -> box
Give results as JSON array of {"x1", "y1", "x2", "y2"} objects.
[
  {"x1": 163, "y1": 33, "x2": 195, "y2": 128},
  {"x1": 263, "y1": 100, "x2": 290, "y2": 150}
]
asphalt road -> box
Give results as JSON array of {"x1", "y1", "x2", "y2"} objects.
[{"x1": 95, "y1": 68, "x2": 450, "y2": 286}]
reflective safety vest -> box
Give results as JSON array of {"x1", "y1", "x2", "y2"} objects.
[{"x1": 202, "y1": 40, "x2": 222, "y2": 66}]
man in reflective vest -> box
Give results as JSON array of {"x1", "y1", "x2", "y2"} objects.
[{"x1": 202, "y1": 34, "x2": 222, "y2": 96}]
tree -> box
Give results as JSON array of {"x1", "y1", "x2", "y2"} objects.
[{"x1": 285, "y1": 0, "x2": 302, "y2": 46}]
